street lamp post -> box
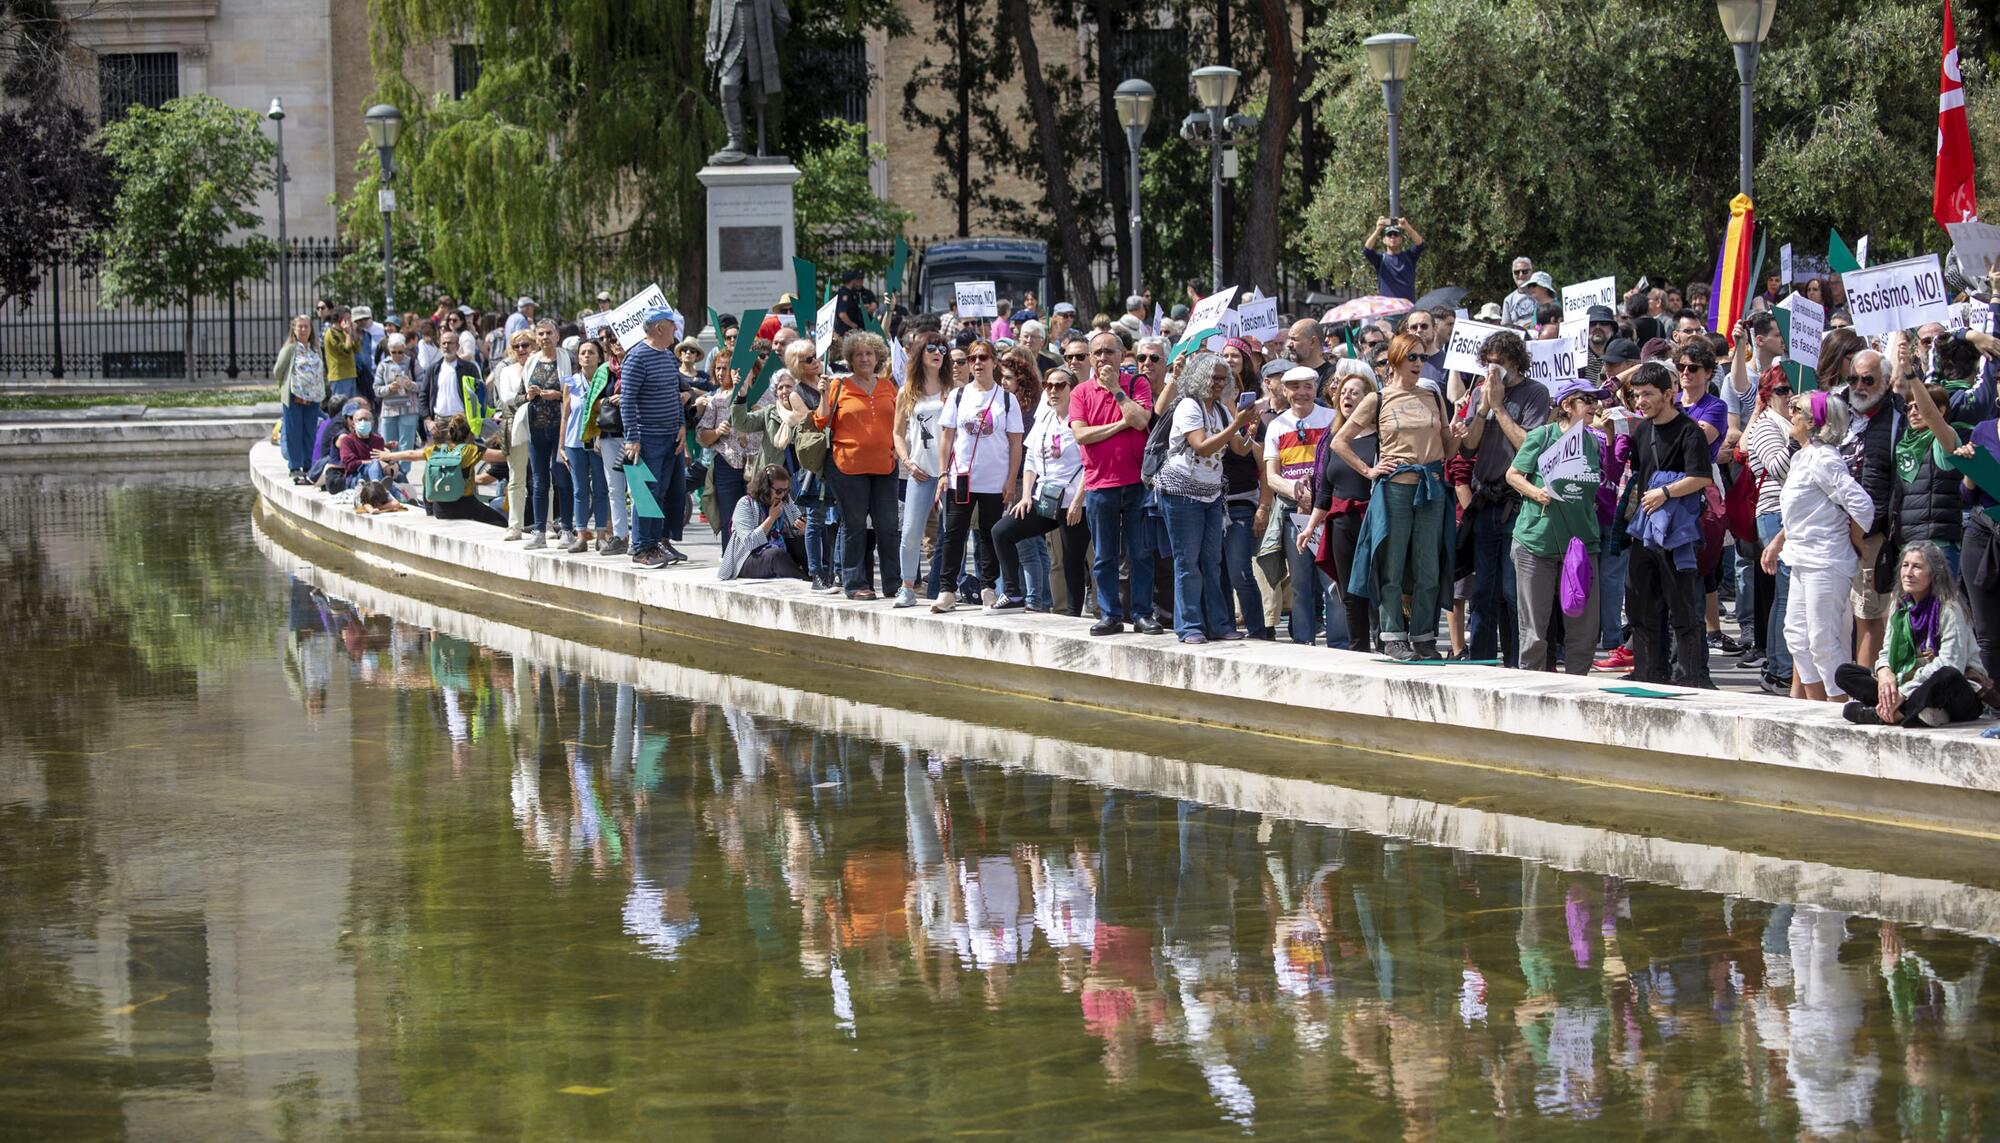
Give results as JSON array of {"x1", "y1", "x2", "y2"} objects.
[
  {"x1": 1190, "y1": 66, "x2": 1241, "y2": 294},
  {"x1": 266, "y1": 98, "x2": 287, "y2": 323},
  {"x1": 1717, "y1": 0, "x2": 1777, "y2": 198},
  {"x1": 1112, "y1": 79, "x2": 1156, "y2": 302},
  {"x1": 1363, "y1": 34, "x2": 1417, "y2": 221},
  {"x1": 363, "y1": 104, "x2": 404, "y2": 320}
]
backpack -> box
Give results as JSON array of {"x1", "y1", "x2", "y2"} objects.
[
  {"x1": 1138, "y1": 397, "x2": 1176, "y2": 487},
  {"x1": 424, "y1": 448, "x2": 467, "y2": 503}
]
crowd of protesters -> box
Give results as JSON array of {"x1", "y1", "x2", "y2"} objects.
[{"x1": 274, "y1": 249, "x2": 2000, "y2": 729}]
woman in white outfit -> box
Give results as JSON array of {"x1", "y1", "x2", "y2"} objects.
[{"x1": 1761, "y1": 391, "x2": 1874, "y2": 701}]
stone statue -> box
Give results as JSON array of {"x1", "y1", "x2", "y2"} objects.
[{"x1": 705, "y1": 0, "x2": 790, "y2": 165}]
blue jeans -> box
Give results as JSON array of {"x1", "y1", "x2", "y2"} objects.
[
  {"x1": 281, "y1": 398, "x2": 322, "y2": 473},
  {"x1": 1757, "y1": 512, "x2": 1793, "y2": 682},
  {"x1": 1375, "y1": 480, "x2": 1445, "y2": 642},
  {"x1": 899, "y1": 475, "x2": 940, "y2": 587},
  {"x1": 1161, "y1": 493, "x2": 1230, "y2": 638},
  {"x1": 597, "y1": 437, "x2": 630, "y2": 539},
  {"x1": 631, "y1": 434, "x2": 677, "y2": 556},
  {"x1": 1015, "y1": 533, "x2": 1053, "y2": 609},
  {"x1": 1084, "y1": 483, "x2": 1155, "y2": 622},
  {"x1": 381, "y1": 412, "x2": 419, "y2": 449},
  {"x1": 529, "y1": 430, "x2": 560, "y2": 533},
  {"x1": 1280, "y1": 512, "x2": 1342, "y2": 647},
  {"x1": 1223, "y1": 500, "x2": 1268, "y2": 637},
  {"x1": 1465, "y1": 502, "x2": 1519, "y2": 666},
  {"x1": 1598, "y1": 546, "x2": 1629, "y2": 650},
  {"x1": 567, "y1": 445, "x2": 610, "y2": 531},
  {"x1": 803, "y1": 498, "x2": 838, "y2": 582},
  {"x1": 329, "y1": 378, "x2": 358, "y2": 401}
]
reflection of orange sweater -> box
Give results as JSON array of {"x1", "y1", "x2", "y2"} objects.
[
  {"x1": 813, "y1": 375, "x2": 897, "y2": 475},
  {"x1": 837, "y1": 851, "x2": 908, "y2": 946}
]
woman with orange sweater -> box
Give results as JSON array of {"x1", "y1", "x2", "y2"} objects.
[{"x1": 816, "y1": 331, "x2": 903, "y2": 599}]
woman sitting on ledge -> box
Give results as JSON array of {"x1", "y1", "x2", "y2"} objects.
[
  {"x1": 1839, "y1": 542, "x2": 1992, "y2": 727},
  {"x1": 720, "y1": 464, "x2": 808, "y2": 581},
  {"x1": 373, "y1": 414, "x2": 507, "y2": 527}
]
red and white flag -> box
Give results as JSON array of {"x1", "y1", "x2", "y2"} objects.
[{"x1": 1936, "y1": 0, "x2": 1979, "y2": 227}]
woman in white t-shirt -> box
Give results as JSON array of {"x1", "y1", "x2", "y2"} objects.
[
  {"x1": 931, "y1": 339, "x2": 1024, "y2": 612},
  {"x1": 892, "y1": 331, "x2": 953, "y2": 608},
  {"x1": 1159, "y1": 350, "x2": 1260, "y2": 643},
  {"x1": 991, "y1": 367, "x2": 1089, "y2": 614}
]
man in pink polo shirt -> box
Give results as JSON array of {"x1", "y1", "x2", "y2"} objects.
[{"x1": 1070, "y1": 330, "x2": 1163, "y2": 635}]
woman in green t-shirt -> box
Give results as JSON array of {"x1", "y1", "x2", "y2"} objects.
[{"x1": 1505, "y1": 377, "x2": 1607, "y2": 673}]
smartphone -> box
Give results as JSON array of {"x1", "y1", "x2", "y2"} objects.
[{"x1": 1237, "y1": 391, "x2": 1258, "y2": 410}]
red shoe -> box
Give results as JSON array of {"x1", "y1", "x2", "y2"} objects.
[{"x1": 1592, "y1": 646, "x2": 1633, "y2": 672}]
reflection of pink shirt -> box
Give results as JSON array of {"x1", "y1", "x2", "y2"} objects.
[{"x1": 1070, "y1": 375, "x2": 1155, "y2": 490}]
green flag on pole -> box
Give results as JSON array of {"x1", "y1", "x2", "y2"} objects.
[
  {"x1": 888, "y1": 235, "x2": 910, "y2": 297},
  {"x1": 1828, "y1": 229, "x2": 1860, "y2": 275},
  {"x1": 793, "y1": 257, "x2": 818, "y2": 317}
]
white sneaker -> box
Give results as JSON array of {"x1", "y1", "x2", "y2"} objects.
[
  {"x1": 1919, "y1": 706, "x2": 1950, "y2": 727},
  {"x1": 980, "y1": 587, "x2": 998, "y2": 608},
  {"x1": 504, "y1": 527, "x2": 523, "y2": 541},
  {"x1": 893, "y1": 586, "x2": 918, "y2": 608},
  {"x1": 931, "y1": 591, "x2": 958, "y2": 613}
]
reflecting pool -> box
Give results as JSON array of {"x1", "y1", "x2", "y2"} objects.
[{"x1": 5, "y1": 470, "x2": 2000, "y2": 1140}]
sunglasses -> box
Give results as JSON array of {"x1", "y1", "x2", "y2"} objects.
[
  {"x1": 1135, "y1": 353, "x2": 1164, "y2": 363},
  {"x1": 967, "y1": 352, "x2": 994, "y2": 363},
  {"x1": 950, "y1": 356, "x2": 968, "y2": 365},
  {"x1": 1063, "y1": 352, "x2": 1087, "y2": 360},
  {"x1": 923, "y1": 344, "x2": 945, "y2": 354},
  {"x1": 1676, "y1": 362, "x2": 1708, "y2": 373},
  {"x1": 1046, "y1": 380, "x2": 1071, "y2": 390},
  {"x1": 1513, "y1": 269, "x2": 1532, "y2": 277},
  {"x1": 1770, "y1": 387, "x2": 1793, "y2": 398}
]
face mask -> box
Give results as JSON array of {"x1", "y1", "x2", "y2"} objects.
[{"x1": 356, "y1": 420, "x2": 374, "y2": 435}]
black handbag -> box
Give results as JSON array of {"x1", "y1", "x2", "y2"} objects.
[{"x1": 596, "y1": 384, "x2": 624, "y2": 436}]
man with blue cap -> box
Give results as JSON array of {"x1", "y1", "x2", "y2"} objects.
[{"x1": 621, "y1": 306, "x2": 689, "y2": 566}]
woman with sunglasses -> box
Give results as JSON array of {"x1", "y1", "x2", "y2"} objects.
[
  {"x1": 695, "y1": 346, "x2": 760, "y2": 539},
  {"x1": 1742, "y1": 365, "x2": 1797, "y2": 692},
  {"x1": 490, "y1": 331, "x2": 541, "y2": 540},
  {"x1": 991, "y1": 367, "x2": 1089, "y2": 614},
  {"x1": 1504, "y1": 378, "x2": 1612, "y2": 673},
  {"x1": 891, "y1": 332, "x2": 952, "y2": 607},
  {"x1": 994, "y1": 349, "x2": 1054, "y2": 608},
  {"x1": 931, "y1": 338, "x2": 1024, "y2": 612},
  {"x1": 1156, "y1": 350, "x2": 1260, "y2": 643},
  {"x1": 777, "y1": 339, "x2": 841, "y2": 590}
]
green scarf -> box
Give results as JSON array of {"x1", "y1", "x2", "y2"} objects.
[
  {"x1": 1895, "y1": 423, "x2": 1971, "y2": 485},
  {"x1": 1885, "y1": 593, "x2": 1943, "y2": 680}
]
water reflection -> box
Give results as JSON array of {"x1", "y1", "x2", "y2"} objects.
[{"x1": 5, "y1": 473, "x2": 2000, "y2": 1140}]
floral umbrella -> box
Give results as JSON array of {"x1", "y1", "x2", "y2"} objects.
[{"x1": 1320, "y1": 295, "x2": 1415, "y2": 325}]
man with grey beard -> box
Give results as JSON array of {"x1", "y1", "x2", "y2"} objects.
[{"x1": 1837, "y1": 347, "x2": 1899, "y2": 669}]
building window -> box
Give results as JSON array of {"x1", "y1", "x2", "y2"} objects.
[
  {"x1": 452, "y1": 45, "x2": 482, "y2": 99},
  {"x1": 794, "y1": 37, "x2": 869, "y2": 125},
  {"x1": 98, "y1": 52, "x2": 179, "y2": 121}
]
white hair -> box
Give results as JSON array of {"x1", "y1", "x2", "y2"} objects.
[
  {"x1": 1018, "y1": 320, "x2": 1046, "y2": 339},
  {"x1": 1135, "y1": 335, "x2": 1171, "y2": 358}
]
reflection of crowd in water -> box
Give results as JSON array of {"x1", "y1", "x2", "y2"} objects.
[{"x1": 284, "y1": 577, "x2": 1999, "y2": 1137}]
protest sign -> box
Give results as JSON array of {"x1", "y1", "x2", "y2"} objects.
[
  {"x1": 1856, "y1": 235, "x2": 1870, "y2": 268},
  {"x1": 1780, "y1": 243, "x2": 1793, "y2": 286},
  {"x1": 580, "y1": 311, "x2": 607, "y2": 337},
  {"x1": 1525, "y1": 337, "x2": 1580, "y2": 388},
  {"x1": 1441, "y1": 318, "x2": 1511, "y2": 375},
  {"x1": 890, "y1": 333, "x2": 909, "y2": 384},
  {"x1": 812, "y1": 296, "x2": 840, "y2": 356},
  {"x1": 1560, "y1": 276, "x2": 1616, "y2": 321},
  {"x1": 954, "y1": 280, "x2": 998, "y2": 318},
  {"x1": 1779, "y1": 293, "x2": 1823, "y2": 368},
  {"x1": 1948, "y1": 221, "x2": 2000, "y2": 278},
  {"x1": 603, "y1": 283, "x2": 673, "y2": 351},
  {"x1": 1151, "y1": 303, "x2": 1165, "y2": 337},
  {"x1": 1224, "y1": 296, "x2": 1281, "y2": 343},
  {"x1": 1840, "y1": 254, "x2": 1950, "y2": 338},
  {"x1": 1536, "y1": 421, "x2": 1594, "y2": 493},
  {"x1": 1179, "y1": 286, "x2": 1237, "y2": 342}
]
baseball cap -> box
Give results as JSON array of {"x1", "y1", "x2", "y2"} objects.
[
  {"x1": 350, "y1": 304, "x2": 373, "y2": 322},
  {"x1": 516, "y1": 295, "x2": 536, "y2": 309},
  {"x1": 1602, "y1": 337, "x2": 1641, "y2": 365},
  {"x1": 842, "y1": 268, "x2": 864, "y2": 283},
  {"x1": 1586, "y1": 304, "x2": 1616, "y2": 324},
  {"x1": 1552, "y1": 377, "x2": 1609, "y2": 404},
  {"x1": 1052, "y1": 302, "x2": 1076, "y2": 315},
  {"x1": 595, "y1": 290, "x2": 613, "y2": 303},
  {"x1": 1384, "y1": 224, "x2": 1404, "y2": 237},
  {"x1": 1640, "y1": 337, "x2": 1674, "y2": 362}
]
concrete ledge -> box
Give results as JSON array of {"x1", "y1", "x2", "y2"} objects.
[
  {"x1": 246, "y1": 441, "x2": 2000, "y2": 835},
  {"x1": 261, "y1": 529, "x2": 2000, "y2": 940},
  {"x1": 3, "y1": 418, "x2": 273, "y2": 459}
]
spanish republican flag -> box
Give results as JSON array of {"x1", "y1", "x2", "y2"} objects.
[{"x1": 1708, "y1": 194, "x2": 1757, "y2": 344}]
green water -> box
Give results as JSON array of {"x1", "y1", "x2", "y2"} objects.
[{"x1": 6, "y1": 471, "x2": 2000, "y2": 1141}]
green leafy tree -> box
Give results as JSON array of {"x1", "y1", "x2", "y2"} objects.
[
  {"x1": 1302, "y1": 0, "x2": 2000, "y2": 303},
  {"x1": 0, "y1": 0, "x2": 115, "y2": 308},
  {"x1": 792, "y1": 121, "x2": 912, "y2": 272},
  {"x1": 96, "y1": 93, "x2": 275, "y2": 384}
]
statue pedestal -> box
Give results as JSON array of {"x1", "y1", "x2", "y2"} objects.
[{"x1": 698, "y1": 162, "x2": 802, "y2": 349}]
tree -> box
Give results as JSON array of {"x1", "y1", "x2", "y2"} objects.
[
  {"x1": 792, "y1": 121, "x2": 912, "y2": 271},
  {"x1": 96, "y1": 93, "x2": 275, "y2": 385},
  {"x1": 1003, "y1": 0, "x2": 1098, "y2": 308},
  {"x1": 900, "y1": 0, "x2": 1018, "y2": 236},
  {"x1": 0, "y1": 0, "x2": 115, "y2": 309},
  {"x1": 1302, "y1": 0, "x2": 2000, "y2": 302}
]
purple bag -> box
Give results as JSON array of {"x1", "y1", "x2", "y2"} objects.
[{"x1": 1560, "y1": 537, "x2": 1593, "y2": 618}]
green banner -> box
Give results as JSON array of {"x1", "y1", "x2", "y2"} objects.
[
  {"x1": 888, "y1": 235, "x2": 909, "y2": 296},
  {"x1": 743, "y1": 348, "x2": 785, "y2": 407},
  {"x1": 1828, "y1": 228, "x2": 1860, "y2": 275},
  {"x1": 706, "y1": 307, "x2": 721, "y2": 339},
  {"x1": 730, "y1": 309, "x2": 766, "y2": 376},
  {"x1": 624, "y1": 461, "x2": 665, "y2": 518},
  {"x1": 792, "y1": 257, "x2": 818, "y2": 317},
  {"x1": 1943, "y1": 438, "x2": 2000, "y2": 518}
]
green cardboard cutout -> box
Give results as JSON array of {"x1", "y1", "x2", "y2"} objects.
[{"x1": 624, "y1": 461, "x2": 666, "y2": 518}]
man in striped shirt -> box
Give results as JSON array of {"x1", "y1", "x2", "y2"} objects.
[{"x1": 621, "y1": 308, "x2": 689, "y2": 567}]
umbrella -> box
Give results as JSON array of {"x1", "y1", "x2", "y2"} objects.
[
  {"x1": 1412, "y1": 285, "x2": 1468, "y2": 313},
  {"x1": 1320, "y1": 295, "x2": 1414, "y2": 325}
]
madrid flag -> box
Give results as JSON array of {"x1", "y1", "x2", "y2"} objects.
[{"x1": 1936, "y1": 0, "x2": 1978, "y2": 227}]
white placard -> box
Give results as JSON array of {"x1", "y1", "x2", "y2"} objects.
[
  {"x1": 1948, "y1": 221, "x2": 2000, "y2": 278},
  {"x1": 954, "y1": 280, "x2": 998, "y2": 318},
  {"x1": 776, "y1": 314, "x2": 798, "y2": 329},
  {"x1": 890, "y1": 333, "x2": 909, "y2": 384},
  {"x1": 579, "y1": 311, "x2": 607, "y2": 336},
  {"x1": 812, "y1": 296, "x2": 840, "y2": 356},
  {"x1": 1558, "y1": 316, "x2": 1591, "y2": 362},
  {"x1": 1441, "y1": 318, "x2": 1512, "y2": 375},
  {"x1": 603, "y1": 283, "x2": 673, "y2": 351},
  {"x1": 1841, "y1": 254, "x2": 1951, "y2": 338},
  {"x1": 1525, "y1": 336, "x2": 1579, "y2": 388},
  {"x1": 1560, "y1": 276, "x2": 1616, "y2": 321},
  {"x1": 1780, "y1": 293, "x2": 1823, "y2": 367},
  {"x1": 1780, "y1": 243, "x2": 1793, "y2": 286},
  {"x1": 1232, "y1": 296, "x2": 1281, "y2": 342},
  {"x1": 1178, "y1": 285, "x2": 1239, "y2": 344},
  {"x1": 1856, "y1": 235, "x2": 1870, "y2": 268},
  {"x1": 1536, "y1": 421, "x2": 1593, "y2": 492},
  {"x1": 1151, "y1": 303, "x2": 1165, "y2": 337}
]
